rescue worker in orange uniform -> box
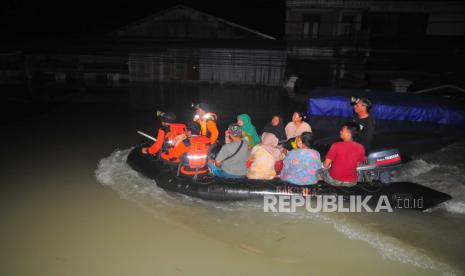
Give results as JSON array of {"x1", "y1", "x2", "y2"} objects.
[
  {"x1": 178, "y1": 122, "x2": 211, "y2": 178},
  {"x1": 193, "y1": 103, "x2": 218, "y2": 145},
  {"x1": 141, "y1": 111, "x2": 187, "y2": 162},
  {"x1": 168, "y1": 122, "x2": 202, "y2": 162}
]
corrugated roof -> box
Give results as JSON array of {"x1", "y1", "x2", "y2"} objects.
[{"x1": 111, "y1": 4, "x2": 276, "y2": 40}]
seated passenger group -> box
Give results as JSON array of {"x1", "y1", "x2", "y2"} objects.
[{"x1": 142, "y1": 102, "x2": 368, "y2": 187}]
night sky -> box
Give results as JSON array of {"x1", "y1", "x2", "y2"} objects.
[{"x1": 2, "y1": 0, "x2": 286, "y2": 41}]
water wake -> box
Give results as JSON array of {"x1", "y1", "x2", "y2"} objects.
[
  {"x1": 95, "y1": 148, "x2": 460, "y2": 275},
  {"x1": 393, "y1": 141, "x2": 465, "y2": 215},
  {"x1": 96, "y1": 148, "x2": 178, "y2": 208}
]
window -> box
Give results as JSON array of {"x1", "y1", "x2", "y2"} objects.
[
  {"x1": 303, "y1": 14, "x2": 320, "y2": 39},
  {"x1": 341, "y1": 14, "x2": 356, "y2": 37},
  {"x1": 399, "y1": 13, "x2": 428, "y2": 36},
  {"x1": 368, "y1": 13, "x2": 385, "y2": 35},
  {"x1": 368, "y1": 12, "x2": 428, "y2": 36}
]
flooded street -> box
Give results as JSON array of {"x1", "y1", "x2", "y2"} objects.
[{"x1": 1, "y1": 84, "x2": 465, "y2": 275}]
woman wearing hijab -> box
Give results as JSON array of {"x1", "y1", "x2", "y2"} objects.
[
  {"x1": 237, "y1": 114, "x2": 261, "y2": 149},
  {"x1": 247, "y1": 132, "x2": 284, "y2": 180},
  {"x1": 262, "y1": 114, "x2": 287, "y2": 142}
]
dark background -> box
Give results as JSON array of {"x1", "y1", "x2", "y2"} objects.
[{"x1": 1, "y1": 0, "x2": 285, "y2": 40}]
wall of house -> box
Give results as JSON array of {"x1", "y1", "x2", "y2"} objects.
[
  {"x1": 0, "y1": 52, "x2": 25, "y2": 83},
  {"x1": 199, "y1": 49, "x2": 286, "y2": 86},
  {"x1": 129, "y1": 48, "x2": 286, "y2": 86},
  {"x1": 427, "y1": 12, "x2": 465, "y2": 36},
  {"x1": 129, "y1": 49, "x2": 198, "y2": 82},
  {"x1": 79, "y1": 55, "x2": 129, "y2": 83}
]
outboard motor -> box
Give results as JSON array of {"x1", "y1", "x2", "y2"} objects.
[{"x1": 357, "y1": 149, "x2": 402, "y2": 183}]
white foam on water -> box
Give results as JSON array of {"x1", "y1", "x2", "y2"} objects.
[
  {"x1": 95, "y1": 148, "x2": 177, "y2": 208},
  {"x1": 95, "y1": 148, "x2": 460, "y2": 276},
  {"x1": 392, "y1": 159, "x2": 439, "y2": 179},
  {"x1": 441, "y1": 201, "x2": 465, "y2": 215},
  {"x1": 393, "y1": 141, "x2": 465, "y2": 215}
]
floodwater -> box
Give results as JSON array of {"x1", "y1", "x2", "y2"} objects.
[{"x1": 1, "y1": 83, "x2": 465, "y2": 275}]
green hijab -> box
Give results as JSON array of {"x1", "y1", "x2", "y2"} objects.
[{"x1": 238, "y1": 114, "x2": 260, "y2": 146}]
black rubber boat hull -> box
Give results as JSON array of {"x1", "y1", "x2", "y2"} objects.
[{"x1": 126, "y1": 146, "x2": 452, "y2": 211}]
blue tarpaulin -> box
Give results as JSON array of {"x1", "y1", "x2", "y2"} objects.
[{"x1": 307, "y1": 87, "x2": 465, "y2": 125}]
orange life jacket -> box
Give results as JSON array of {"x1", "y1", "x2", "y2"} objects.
[
  {"x1": 194, "y1": 112, "x2": 217, "y2": 138},
  {"x1": 164, "y1": 123, "x2": 187, "y2": 144},
  {"x1": 160, "y1": 123, "x2": 187, "y2": 163},
  {"x1": 179, "y1": 136, "x2": 211, "y2": 175}
]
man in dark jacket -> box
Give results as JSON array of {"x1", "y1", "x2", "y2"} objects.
[{"x1": 351, "y1": 96, "x2": 375, "y2": 153}]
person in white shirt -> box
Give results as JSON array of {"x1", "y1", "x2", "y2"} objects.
[{"x1": 285, "y1": 111, "x2": 312, "y2": 139}]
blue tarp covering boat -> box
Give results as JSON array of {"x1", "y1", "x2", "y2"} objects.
[{"x1": 307, "y1": 87, "x2": 465, "y2": 125}]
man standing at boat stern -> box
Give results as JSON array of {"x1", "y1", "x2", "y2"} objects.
[{"x1": 351, "y1": 96, "x2": 375, "y2": 153}]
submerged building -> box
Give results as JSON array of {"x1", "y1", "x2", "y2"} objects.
[
  {"x1": 285, "y1": 0, "x2": 465, "y2": 90},
  {"x1": 0, "y1": 5, "x2": 286, "y2": 87},
  {"x1": 116, "y1": 5, "x2": 286, "y2": 86},
  {"x1": 2, "y1": 1, "x2": 464, "y2": 93}
]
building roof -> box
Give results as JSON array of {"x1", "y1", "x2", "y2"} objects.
[{"x1": 112, "y1": 4, "x2": 276, "y2": 40}]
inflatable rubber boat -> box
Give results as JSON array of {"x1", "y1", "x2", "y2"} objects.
[{"x1": 126, "y1": 145, "x2": 451, "y2": 211}]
